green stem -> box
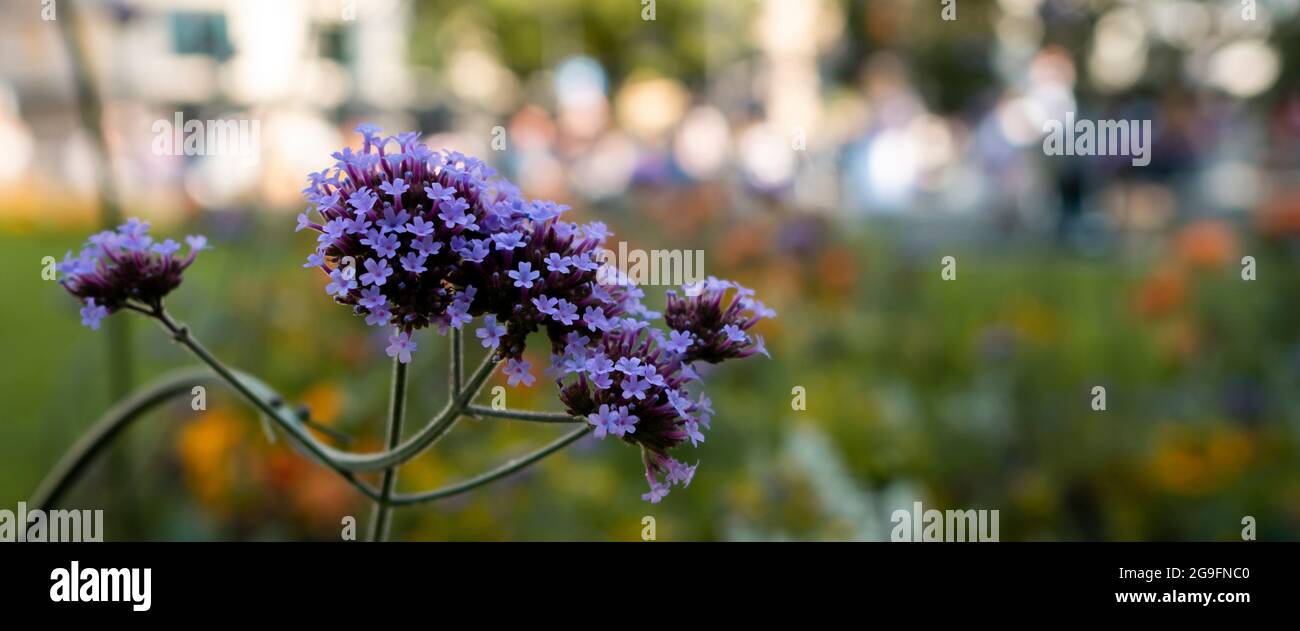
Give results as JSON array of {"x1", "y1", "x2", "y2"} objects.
[
  {"x1": 367, "y1": 358, "x2": 409, "y2": 541},
  {"x1": 34, "y1": 365, "x2": 582, "y2": 513},
  {"x1": 152, "y1": 310, "x2": 377, "y2": 495},
  {"x1": 36, "y1": 307, "x2": 591, "y2": 526},
  {"x1": 155, "y1": 307, "x2": 497, "y2": 472},
  {"x1": 451, "y1": 328, "x2": 463, "y2": 396},
  {"x1": 466, "y1": 405, "x2": 583, "y2": 423},
  {"x1": 316, "y1": 354, "x2": 496, "y2": 471},
  {"x1": 382, "y1": 426, "x2": 591, "y2": 505},
  {"x1": 30, "y1": 369, "x2": 218, "y2": 511}
]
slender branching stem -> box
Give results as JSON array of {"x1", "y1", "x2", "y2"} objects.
[
  {"x1": 451, "y1": 328, "x2": 463, "y2": 396},
  {"x1": 466, "y1": 405, "x2": 583, "y2": 423},
  {"x1": 152, "y1": 305, "x2": 497, "y2": 472},
  {"x1": 151, "y1": 309, "x2": 381, "y2": 497},
  {"x1": 316, "y1": 353, "x2": 496, "y2": 471},
  {"x1": 36, "y1": 306, "x2": 595, "y2": 537},
  {"x1": 33, "y1": 366, "x2": 586, "y2": 512},
  {"x1": 367, "y1": 359, "x2": 408, "y2": 541},
  {"x1": 380, "y1": 426, "x2": 591, "y2": 505},
  {"x1": 30, "y1": 369, "x2": 219, "y2": 511}
]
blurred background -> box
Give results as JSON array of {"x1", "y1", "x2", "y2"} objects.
[{"x1": 2, "y1": 0, "x2": 1299, "y2": 540}]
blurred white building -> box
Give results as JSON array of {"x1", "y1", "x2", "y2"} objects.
[{"x1": 0, "y1": 0, "x2": 412, "y2": 219}]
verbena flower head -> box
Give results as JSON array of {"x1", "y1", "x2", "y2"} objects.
[
  {"x1": 555, "y1": 290, "x2": 770, "y2": 503},
  {"x1": 60, "y1": 218, "x2": 207, "y2": 328},
  {"x1": 664, "y1": 277, "x2": 775, "y2": 364},
  {"x1": 300, "y1": 124, "x2": 649, "y2": 364},
  {"x1": 302, "y1": 126, "x2": 776, "y2": 502}
]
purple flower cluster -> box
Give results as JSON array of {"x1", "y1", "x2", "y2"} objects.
[
  {"x1": 300, "y1": 125, "x2": 654, "y2": 370},
  {"x1": 54, "y1": 127, "x2": 774, "y2": 505},
  {"x1": 59, "y1": 218, "x2": 208, "y2": 329},
  {"x1": 551, "y1": 279, "x2": 776, "y2": 503},
  {"x1": 301, "y1": 126, "x2": 776, "y2": 502},
  {"x1": 665, "y1": 278, "x2": 774, "y2": 364}
]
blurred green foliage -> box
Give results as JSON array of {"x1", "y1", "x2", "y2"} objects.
[{"x1": 4, "y1": 209, "x2": 1297, "y2": 540}]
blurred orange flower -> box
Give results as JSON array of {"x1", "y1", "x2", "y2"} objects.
[
  {"x1": 176, "y1": 408, "x2": 245, "y2": 509},
  {"x1": 1175, "y1": 220, "x2": 1236, "y2": 270},
  {"x1": 300, "y1": 381, "x2": 344, "y2": 426},
  {"x1": 1254, "y1": 192, "x2": 1300, "y2": 238},
  {"x1": 1134, "y1": 265, "x2": 1186, "y2": 317}
]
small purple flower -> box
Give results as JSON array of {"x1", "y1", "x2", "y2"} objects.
[
  {"x1": 667, "y1": 389, "x2": 692, "y2": 418},
  {"x1": 151, "y1": 239, "x2": 181, "y2": 256},
  {"x1": 413, "y1": 236, "x2": 442, "y2": 257},
  {"x1": 585, "y1": 354, "x2": 614, "y2": 375},
  {"x1": 508, "y1": 262, "x2": 540, "y2": 289},
  {"x1": 476, "y1": 314, "x2": 507, "y2": 349},
  {"x1": 642, "y1": 482, "x2": 670, "y2": 504},
  {"x1": 572, "y1": 253, "x2": 599, "y2": 272},
  {"x1": 399, "y1": 251, "x2": 428, "y2": 274},
  {"x1": 532, "y1": 295, "x2": 559, "y2": 316},
  {"x1": 118, "y1": 219, "x2": 152, "y2": 251},
  {"x1": 582, "y1": 306, "x2": 608, "y2": 332},
  {"x1": 543, "y1": 253, "x2": 571, "y2": 273},
  {"x1": 185, "y1": 235, "x2": 209, "y2": 253},
  {"x1": 552, "y1": 300, "x2": 579, "y2": 326},
  {"x1": 642, "y1": 364, "x2": 666, "y2": 387},
  {"x1": 378, "y1": 177, "x2": 409, "y2": 198},
  {"x1": 424, "y1": 182, "x2": 455, "y2": 202},
  {"x1": 460, "y1": 239, "x2": 490, "y2": 263},
  {"x1": 695, "y1": 392, "x2": 714, "y2": 428},
  {"x1": 358, "y1": 286, "x2": 386, "y2": 310},
  {"x1": 405, "y1": 215, "x2": 436, "y2": 237},
  {"x1": 365, "y1": 305, "x2": 392, "y2": 327},
  {"x1": 590, "y1": 372, "x2": 613, "y2": 390},
  {"x1": 360, "y1": 258, "x2": 393, "y2": 287},
  {"x1": 315, "y1": 191, "x2": 341, "y2": 212},
  {"x1": 348, "y1": 189, "x2": 378, "y2": 214},
  {"x1": 587, "y1": 404, "x2": 620, "y2": 439},
  {"x1": 326, "y1": 268, "x2": 357, "y2": 297},
  {"x1": 664, "y1": 330, "x2": 693, "y2": 354},
  {"x1": 722, "y1": 324, "x2": 748, "y2": 344},
  {"x1": 437, "y1": 198, "x2": 471, "y2": 228},
  {"x1": 321, "y1": 218, "x2": 348, "y2": 244},
  {"x1": 372, "y1": 233, "x2": 401, "y2": 259},
  {"x1": 345, "y1": 214, "x2": 372, "y2": 235},
  {"x1": 447, "y1": 299, "x2": 471, "y2": 329},
  {"x1": 492, "y1": 231, "x2": 526, "y2": 251},
  {"x1": 304, "y1": 251, "x2": 325, "y2": 268},
  {"x1": 611, "y1": 406, "x2": 639, "y2": 437},
  {"x1": 80, "y1": 298, "x2": 108, "y2": 330},
  {"x1": 296, "y1": 212, "x2": 313, "y2": 232},
  {"x1": 378, "y1": 207, "x2": 411, "y2": 234},
  {"x1": 583, "y1": 221, "x2": 612, "y2": 241},
  {"x1": 615, "y1": 357, "x2": 643, "y2": 375},
  {"x1": 356, "y1": 122, "x2": 381, "y2": 143},
  {"x1": 504, "y1": 358, "x2": 535, "y2": 387},
  {"x1": 742, "y1": 297, "x2": 777, "y2": 319},
  {"x1": 665, "y1": 459, "x2": 697, "y2": 487},
  {"x1": 386, "y1": 330, "x2": 417, "y2": 363},
  {"x1": 680, "y1": 363, "x2": 701, "y2": 382},
  {"x1": 620, "y1": 374, "x2": 650, "y2": 400},
  {"x1": 683, "y1": 420, "x2": 705, "y2": 446}
]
